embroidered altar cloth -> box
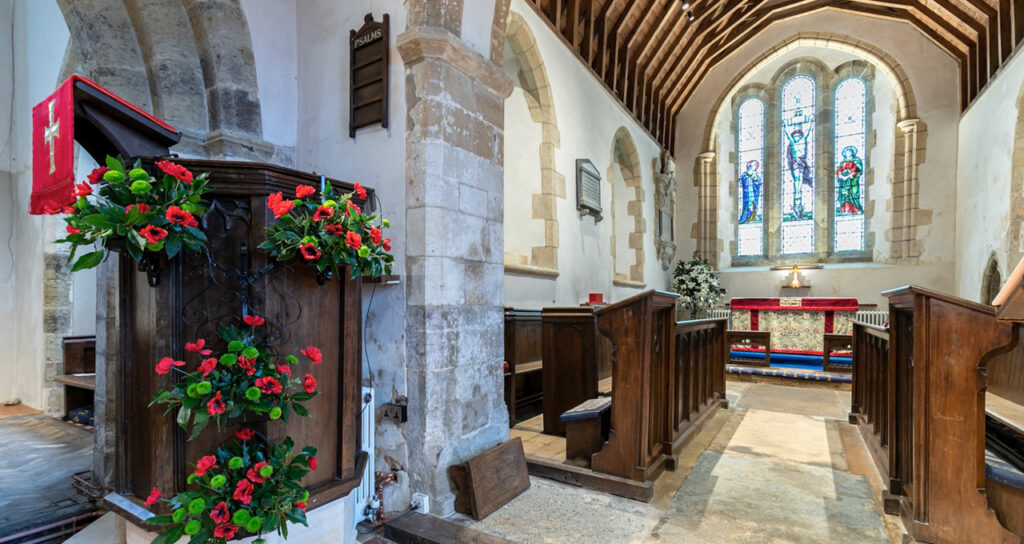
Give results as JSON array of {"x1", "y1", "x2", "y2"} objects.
[{"x1": 730, "y1": 297, "x2": 858, "y2": 355}]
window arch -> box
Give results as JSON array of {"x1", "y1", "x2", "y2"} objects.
[
  {"x1": 834, "y1": 78, "x2": 867, "y2": 252},
  {"x1": 736, "y1": 98, "x2": 765, "y2": 256},
  {"x1": 780, "y1": 75, "x2": 816, "y2": 255}
]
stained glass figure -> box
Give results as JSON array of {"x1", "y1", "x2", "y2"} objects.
[
  {"x1": 834, "y1": 78, "x2": 866, "y2": 252},
  {"x1": 737, "y1": 98, "x2": 764, "y2": 256},
  {"x1": 780, "y1": 76, "x2": 815, "y2": 254}
]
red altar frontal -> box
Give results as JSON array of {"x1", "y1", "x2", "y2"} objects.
[{"x1": 729, "y1": 297, "x2": 858, "y2": 355}]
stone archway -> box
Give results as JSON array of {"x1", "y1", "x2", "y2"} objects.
[
  {"x1": 695, "y1": 32, "x2": 928, "y2": 266},
  {"x1": 503, "y1": 11, "x2": 563, "y2": 276},
  {"x1": 610, "y1": 127, "x2": 646, "y2": 286}
]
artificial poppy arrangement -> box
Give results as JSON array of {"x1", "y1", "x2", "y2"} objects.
[
  {"x1": 56, "y1": 156, "x2": 211, "y2": 272},
  {"x1": 150, "y1": 314, "x2": 322, "y2": 441},
  {"x1": 144, "y1": 434, "x2": 317, "y2": 544},
  {"x1": 259, "y1": 181, "x2": 393, "y2": 281}
]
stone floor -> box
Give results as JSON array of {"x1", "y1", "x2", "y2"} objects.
[
  {"x1": 451, "y1": 382, "x2": 900, "y2": 544},
  {"x1": 0, "y1": 414, "x2": 95, "y2": 539}
]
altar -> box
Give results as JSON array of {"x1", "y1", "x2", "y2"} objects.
[{"x1": 729, "y1": 297, "x2": 858, "y2": 355}]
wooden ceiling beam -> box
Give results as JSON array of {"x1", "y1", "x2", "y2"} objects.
[
  {"x1": 632, "y1": 1, "x2": 687, "y2": 113},
  {"x1": 617, "y1": 0, "x2": 666, "y2": 98},
  {"x1": 603, "y1": 0, "x2": 642, "y2": 87}
]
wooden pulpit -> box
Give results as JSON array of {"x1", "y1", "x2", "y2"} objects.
[
  {"x1": 101, "y1": 160, "x2": 367, "y2": 523},
  {"x1": 590, "y1": 290, "x2": 678, "y2": 482}
]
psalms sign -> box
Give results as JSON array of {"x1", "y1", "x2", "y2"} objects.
[{"x1": 350, "y1": 13, "x2": 389, "y2": 138}]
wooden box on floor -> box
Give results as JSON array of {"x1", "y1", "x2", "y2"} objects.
[
  {"x1": 540, "y1": 306, "x2": 610, "y2": 435},
  {"x1": 101, "y1": 161, "x2": 366, "y2": 522},
  {"x1": 450, "y1": 438, "x2": 530, "y2": 520}
]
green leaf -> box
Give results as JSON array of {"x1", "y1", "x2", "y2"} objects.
[
  {"x1": 292, "y1": 403, "x2": 309, "y2": 417},
  {"x1": 105, "y1": 155, "x2": 125, "y2": 173},
  {"x1": 185, "y1": 226, "x2": 207, "y2": 242},
  {"x1": 176, "y1": 406, "x2": 192, "y2": 429},
  {"x1": 145, "y1": 514, "x2": 174, "y2": 526},
  {"x1": 188, "y1": 412, "x2": 210, "y2": 441},
  {"x1": 165, "y1": 235, "x2": 182, "y2": 259},
  {"x1": 72, "y1": 250, "x2": 105, "y2": 272},
  {"x1": 150, "y1": 390, "x2": 173, "y2": 406},
  {"x1": 80, "y1": 214, "x2": 117, "y2": 229}
]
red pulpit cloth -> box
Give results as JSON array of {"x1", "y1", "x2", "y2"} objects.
[{"x1": 29, "y1": 78, "x2": 75, "y2": 214}]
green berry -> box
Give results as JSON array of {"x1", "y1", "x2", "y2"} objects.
[
  {"x1": 285, "y1": 355, "x2": 298, "y2": 365},
  {"x1": 103, "y1": 170, "x2": 125, "y2": 183},
  {"x1": 172, "y1": 508, "x2": 186, "y2": 523},
  {"x1": 246, "y1": 517, "x2": 263, "y2": 533},
  {"x1": 187, "y1": 498, "x2": 206, "y2": 515},
  {"x1": 181, "y1": 202, "x2": 197, "y2": 213},
  {"x1": 300, "y1": 236, "x2": 317, "y2": 245},
  {"x1": 258, "y1": 465, "x2": 273, "y2": 478},
  {"x1": 129, "y1": 180, "x2": 152, "y2": 194},
  {"x1": 358, "y1": 246, "x2": 370, "y2": 258},
  {"x1": 241, "y1": 346, "x2": 259, "y2": 359},
  {"x1": 128, "y1": 168, "x2": 149, "y2": 181},
  {"x1": 219, "y1": 354, "x2": 237, "y2": 366},
  {"x1": 245, "y1": 386, "x2": 261, "y2": 401},
  {"x1": 186, "y1": 473, "x2": 197, "y2": 485},
  {"x1": 209, "y1": 475, "x2": 227, "y2": 488},
  {"x1": 186, "y1": 383, "x2": 199, "y2": 399},
  {"x1": 301, "y1": 490, "x2": 310, "y2": 502},
  {"x1": 324, "y1": 199, "x2": 338, "y2": 208},
  {"x1": 228, "y1": 457, "x2": 244, "y2": 470},
  {"x1": 382, "y1": 219, "x2": 390, "y2": 228},
  {"x1": 196, "y1": 381, "x2": 212, "y2": 395},
  {"x1": 184, "y1": 520, "x2": 201, "y2": 535},
  {"x1": 269, "y1": 407, "x2": 282, "y2": 420},
  {"x1": 228, "y1": 340, "x2": 244, "y2": 352},
  {"x1": 232, "y1": 509, "x2": 251, "y2": 526}
]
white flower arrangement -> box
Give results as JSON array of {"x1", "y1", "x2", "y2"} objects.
[{"x1": 672, "y1": 257, "x2": 724, "y2": 319}]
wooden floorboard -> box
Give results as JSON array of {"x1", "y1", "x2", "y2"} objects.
[{"x1": 0, "y1": 403, "x2": 43, "y2": 419}]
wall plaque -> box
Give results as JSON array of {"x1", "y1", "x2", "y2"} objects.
[{"x1": 350, "y1": 13, "x2": 389, "y2": 138}]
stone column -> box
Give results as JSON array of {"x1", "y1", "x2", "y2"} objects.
[
  {"x1": 397, "y1": 26, "x2": 514, "y2": 515},
  {"x1": 895, "y1": 118, "x2": 921, "y2": 262},
  {"x1": 696, "y1": 151, "x2": 717, "y2": 266}
]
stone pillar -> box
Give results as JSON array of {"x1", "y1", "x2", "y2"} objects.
[
  {"x1": 397, "y1": 26, "x2": 514, "y2": 516},
  {"x1": 895, "y1": 118, "x2": 921, "y2": 262},
  {"x1": 695, "y1": 151, "x2": 717, "y2": 266}
]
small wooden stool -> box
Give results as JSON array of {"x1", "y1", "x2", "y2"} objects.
[
  {"x1": 823, "y1": 333, "x2": 853, "y2": 373},
  {"x1": 726, "y1": 330, "x2": 772, "y2": 366},
  {"x1": 560, "y1": 397, "x2": 612, "y2": 465}
]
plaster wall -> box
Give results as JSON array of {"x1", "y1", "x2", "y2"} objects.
[
  {"x1": 293, "y1": 0, "x2": 411, "y2": 516},
  {"x1": 0, "y1": 0, "x2": 72, "y2": 409},
  {"x1": 240, "y1": 0, "x2": 298, "y2": 152},
  {"x1": 953, "y1": 48, "x2": 1024, "y2": 302},
  {"x1": 503, "y1": 0, "x2": 671, "y2": 310},
  {"x1": 674, "y1": 10, "x2": 960, "y2": 306}
]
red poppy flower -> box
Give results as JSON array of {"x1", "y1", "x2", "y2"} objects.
[
  {"x1": 207, "y1": 391, "x2": 226, "y2": 415},
  {"x1": 184, "y1": 339, "x2": 205, "y2": 353},
  {"x1": 233, "y1": 479, "x2": 254, "y2": 505},
  {"x1": 213, "y1": 524, "x2": 239, "y2": 539},
  {"x1": 369, "y1": 227, "x2": 382, "y2": 245},
  {"x1": 300, "y1": 242, "x2": 321, "y2": 261},
  {"x1": 235, "y1": 427, "x2": 255, "y2": 441},
  {"x1": 303, "y1": 374, "x2": 317, "y2": 394},
  {"x1": 271, "y1": 200, "x2": 294, "y2": 218},
  {"x1": 345, "y1": 231, "x2": 361, "y2": 251},
  {"x1": 325, "y1": 224, "x2": 345, "y2": 236},
  {"x1": 42, "y1": 204, "x2": 63, "y2": 214},
  {"x1": 307, "y1": 456, "x2": 318, "y2": 471},
  {"x1": 237, "y1": 357, "x2": 256, "y2": 376},
  {"x1": 382, "y1": 238, "x2": 391, "y2": 252},
  {"x1": 255, "y1": 376, "x2": 283, "y2": 395},
  {"x1": 198, "y1": 357, "x2": 217, "y2": 377},
  {"x1": 346, "y1": 201, "x2": 361, "y2": 217},
  {"x1": 295, "y1": 501, "x2": 308, "y2": 512},
  {"x1": 155, "y1": 357, "x2": 185, "y2": 375},
  {"x1": 295, "y1": 185, "x2": 316, "y2": 199},
  {"x1": 87, "y1": 166, "x2": 108, "y2": 185},
  {"x1": 66, "y1": 225, "x2": 82, "y2": 236},
  {"x1": 301, "y1": 346, "x2": 322, "y2": 364},
  {"x1": 275, "y1": 363, "x2": 292, "y2": 376},
  {"x1": 247, "y1": 461, "x2": 269, "y2": 484},
  {"x1": 165, "y1": 206, "x2": 196, "y2": 226},
  {"x1": 194, "y1": 455, "x2": 218, "y2": 476},
  {"x1": 353, "y1": 182, "x2": 367, "y2": 200},
  {"x1": 156, "y1": 160, "x2": 193, "y2": 183},
  {"x1": 243, "y1": 314, "x2": 265, "y2": 327},
  {"x1": 126, "y1": 203, "x2": 150, "y2": 214},
  {"x1": 144, "y1": 487, "x2": 161, "y2": 506},
  {"x1": 313, "y1": 206, "x2": 334, "y2": 221},
  {"x1": 268, "y1": 191, "x2": 283, "y2": 210},
  {"x1": 74, "y1": 182, "x2": 92, "y2": 198},
  {"x1": 62, "y1": 206, "x2": 75, "y2": 214},
  {"x1": 210, "y1": 501, "x2": 231, "y2": 524},
  {"x1": 139, "y1": 225, "x2": 168, "y2": 245}
]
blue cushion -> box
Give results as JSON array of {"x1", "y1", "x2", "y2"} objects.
[
  {"x1": 986, "y1": 448, "x2": 1024, "y2": 489},
  {"x1": 560, "y1": 397, "x2": 611, "y2": 422}
]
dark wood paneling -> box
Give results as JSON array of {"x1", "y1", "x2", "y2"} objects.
[{"x1": 541, "y1": 306, "x2": 602, "y2": 435}]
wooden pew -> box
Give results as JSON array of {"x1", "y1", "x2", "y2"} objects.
[
  {"x1": 670, "y1": 318, "x2": 729, "y2": 457},
  {"x1": 852, "y1": 286, "x2": 1023, "y2": 543},
  {"x1": 540, "y1": 306, "x2": 610, "y2": 436},
  {"x1": 504, "y1": 308, "x2": 544, "y2": 425}
]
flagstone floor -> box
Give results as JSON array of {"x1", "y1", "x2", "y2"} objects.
[
  {"x1": 452, "y1": 382, "x2": 902, "y2": 544},
  {"x1": 0, "y1": 414, "x2": 95, "y2": 539}
]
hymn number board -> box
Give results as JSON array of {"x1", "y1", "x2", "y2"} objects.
[{"x1": 350, "y1": 13, "x2": 389, "y2": 138}]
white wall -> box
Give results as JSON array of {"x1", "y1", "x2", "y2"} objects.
[
  {"x1": 674, "y1": 10, "x2": 961, "y2": 307},
  {"x1": 502, "y1": 0, "x2": 671, "y2": 309},
  {"x1": 241, "y1": 0, "x2": 299, "y2": 152},
  {"x1": 953, "y1": 48, "x2": 1024, "y2": 301}
]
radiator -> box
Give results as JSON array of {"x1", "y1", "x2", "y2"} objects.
[
  {"x1": 855, "y1": 310, "x2": 888, "y2": 327},
  {"x1": 708, "y1": 308, "x2": 731, "y2": 326},
  {"x1": 352, "y1": 387, "x2": 375, "y2": 525}
]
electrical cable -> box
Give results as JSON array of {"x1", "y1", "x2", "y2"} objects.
[{"x1": 2, "y1": 1, "x2": 17, "y2": 282}]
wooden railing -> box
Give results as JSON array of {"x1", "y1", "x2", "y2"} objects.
[
  {"x1": 670, "y1": 318, "x2": 728, "y2": 454},
  {"x1": 850, "y1": 321, "x2": 890, "y2": 472}
]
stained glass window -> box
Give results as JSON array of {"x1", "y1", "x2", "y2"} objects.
[
  {"x1": 834, "y1": 78, "x2": 866, "y2": 252},
  {"x1": 780, "y1": 76, "x2": 815, "y2": 254},
  {"x1": 737, "y1": 98, "x2": 764, "y2": 256}
]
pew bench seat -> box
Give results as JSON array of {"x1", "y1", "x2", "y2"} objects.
[
  {"x1": 561, "y1": 397, "x2": 611, "y2": 465},
  {"x1": 986, "y1": 449, "x2": 1024, "y2": 489}
]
